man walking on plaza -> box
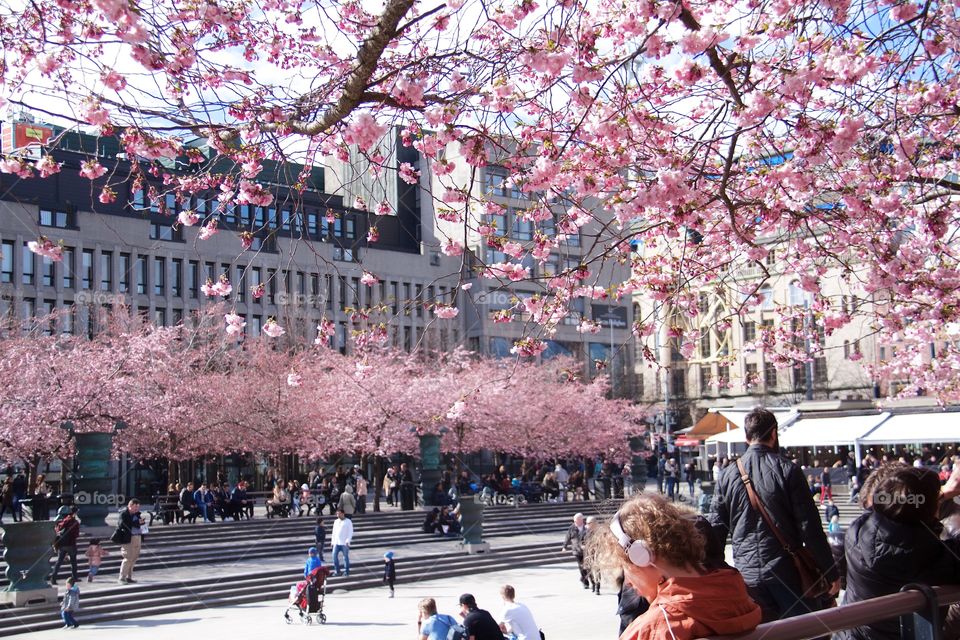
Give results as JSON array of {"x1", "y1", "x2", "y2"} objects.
[
  {"x1": 51, "y1": 506, "x2": 80, "y2": 584},
  {"x1": 709, "y1": 408, "x2": 839, "y2": 622},
  {"x1": 331, "y1": 508, "x2": 353, "y2": 577},
  {"x1": 115, "y1": 499, "x2": 146, "y2": 584},
  {"x1": 498, "y1": 584, "x2": 541, "y2": 640},
  {"x1": 560, "y1": 512, "x2": 589, "y2": 589}
]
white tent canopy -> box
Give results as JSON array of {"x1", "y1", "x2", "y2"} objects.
[
  {"x1": 857, "y1": 412, "x2": 960, "y2": 445},
  {"x1": 778, "y1": 413, "x2": 891, "y2": 448},
  {"x1": 705, "y1": 428, "x2": 747, "y2": 444}
]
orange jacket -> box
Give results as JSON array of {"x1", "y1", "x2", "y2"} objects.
[{"x1": 621, "y1": 568, "x2": 761, "y2": 640}]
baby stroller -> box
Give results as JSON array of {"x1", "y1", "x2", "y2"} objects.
[{"x1": 284, "y1": 565, "x2": 330, "y2": 624}]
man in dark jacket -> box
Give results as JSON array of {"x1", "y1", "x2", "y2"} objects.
[
  {"x1": 116, "y1": 499, "x2": 146, "y2": 584},
  {"x1": 179, "y1": 481, "x2": 198, "y2": 523},
  {"x1": 560, "y1": 512, "x2": 589, "y2": 589},
  {"x1": 708, "y1": 408, "x2": 839, "y2": 622},
  {"x1": 51, "y1": 506, "x2": 81, "y2": 584}
]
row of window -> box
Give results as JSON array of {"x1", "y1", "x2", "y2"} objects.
[
  {"x1": 670, "y1": 358, "x2": 830, "y2": 398},
  {"x1": 132, "y1": 191, "x2": 360, "y2": 241}
]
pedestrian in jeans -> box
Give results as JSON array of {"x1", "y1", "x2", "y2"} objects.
[
  {"x1": 709, "y1": 408, "x2": 839, "y2": 622},
  {"x1": 331, "y1": 508, "x2": 353, "y2": 577},
  {"x1": 60, "y1": 577, "x2": 80, "y2": 629},
  {"x1": 84, "y1": 538, "x2": 108, "y2": 582},
  {"x1": 51, "y1": 506, "x2": 81, "y2": 584},
  {"x1": 114, "y1": 499, "x2": 146, "y2": 584}
]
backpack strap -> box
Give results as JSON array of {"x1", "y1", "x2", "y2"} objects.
[{"x1": 735, "y1": 458, "x2": 796, "y2": 553}]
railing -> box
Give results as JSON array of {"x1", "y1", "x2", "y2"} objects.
[{"x1": 704, "y1": 585, "x2": 960, "y2": 640}]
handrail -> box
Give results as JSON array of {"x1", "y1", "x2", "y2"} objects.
[{"x1": 703, "y1": 585, "x2": 960, "y2": 640}]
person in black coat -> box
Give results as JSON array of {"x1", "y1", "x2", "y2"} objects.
[
  {"x1": 399, "y1": 463, "x2": 416, "y2": 511},
  {"x1": 837, "y1": 462, "x2": 960, "y2": 640},
  {"x1": 616, "y1": 574, "x2": 649, "y2": 634},
  {"x1": 708, "y1": 408, "x2": 839, "y2": 622},
  {"x1": 560, "y1": 513, "x2": 589, "y2": 588},
  {"x1": 822, "y1": 499, "x2": 839, "y2": 524},
  {"x1": 382, "y1": 551, "x2": 396, "y2": 598}
]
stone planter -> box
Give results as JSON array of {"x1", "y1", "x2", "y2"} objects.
[{"x1": 0, "y1": 521, "x2": 57, "y2": 607}]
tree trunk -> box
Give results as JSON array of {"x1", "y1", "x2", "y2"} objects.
[{"x1": 373, "y1": 454, "x2": 382, "y2": 513}]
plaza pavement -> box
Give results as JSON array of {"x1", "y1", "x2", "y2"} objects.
[{"x1": 27, "y1": 564, "x2": 621, "y2": 639}]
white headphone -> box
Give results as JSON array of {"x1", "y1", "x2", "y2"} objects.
[{"x1": 609, "y1": 512, "x2": 654, "y2": 567}]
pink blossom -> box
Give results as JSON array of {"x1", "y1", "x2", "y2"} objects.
[
  {"x1": 101, "y1": 70, "x2": 127, "y2": 91},
  {"x1": 236, "y1": 180, "x2": 273, "y2": 207},
  {"x1": 510, "y1": 338, "x2": 547, "y2": 358},
  {"x1": 353, "y1": 196, "x2": 368, "y2": 211},
  {"x1": 80, "y1": 160, "x2": 108, "y2": 180},
  {"x1": 391, "y1": 77, "x2": 425, "y2": 106},
  {"x1": 251, "y1": 283, "x2": 265, "y2": 300},
  {"x1": 434, "y1": 305, "x2": 459, "y2": 319},
  {"x1": 36, "y1": 156, "x2": 60, "y2": 178},
  {"x1": 27, "y1": 237, "x2": 63, "y2": 262},
  {"x1": 177, "y1": 210, "x2": 199, "y2": 227},
  {"x1": 81, "y1": 100, "x2": 111, "y2": 127},
  {"x1": 482, "y1": 262, "x2": 530, "y2": 282},
  {"x1": 577, "y1": 320, "x2": 601, "y2": 334},
  {"x1": 367, "y1": 226, "x2": 380, "y2": 243},
  {"x1": 287, "y1": 373, "x2": 303, "y2": 387},
  {"x1": 342, "y1": 113, "x2": 388, "y2": 152},
  {"x1": 98, "y1": 187, "x2": 117, "y2": 204},
  {"x1": 360, "y1": 272, "x2": 379, "y2": 286},
  {"x1": 240, "y1": 231, "x2": 254, "y2": 250},
  {"x1": 461, "y1": 283, "x2": 473, "y2": 291},
  {"x1": 503, "y1": 241, "x2": 524, "y2": 259},
  {"x1": 442, "y1": 239, "x2": 464, "y2": 256},
  {"x1": 376, "y1": 200, "x2": 392, "y2": 216},
  {"x1": 314, "y1": 318, "x2": 335, "y2": 347},
  {"x1": 198, "y1": 219, "x2": 218, "y2": 240},
  {"x1": 224, "y1": 313, "x2": 246, "y2": 338},
  {"x1": 398, "y1": 162, "x2": 420, "y2": 185},
  {"x1": 262, "y1": 320, "x2": 285, "y2": 338},
  {"x1": 446, "y1": 400, "x2": 466, "y2": 420}
]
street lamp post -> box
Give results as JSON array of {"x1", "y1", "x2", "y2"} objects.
[{"x1": 599, "y1": 312, "x2": 620, "y2": 397}]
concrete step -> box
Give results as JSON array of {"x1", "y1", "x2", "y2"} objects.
[{"x1": 0, "y1": 543, "x2": 569, "y2": 635}]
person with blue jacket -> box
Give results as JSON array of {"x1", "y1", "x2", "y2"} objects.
[
  {"x1": 304, "y1": 547, "x2": 323, "y2": 577},
  {"x1": 193, "y1": 483, "x2": 215, "y2": 522}
]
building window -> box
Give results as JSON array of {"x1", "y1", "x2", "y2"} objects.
[
  {"x1": 39, "y1": 209, "x2": 74, "y2": 229},
  {"x1": 60, "y1": 304, "x2": 74, "y2": 335},
  {"x1": 1, "y1": 241, "x2": 13, "y2": 283},
  {"x1": 250, "y1": 315, "x2": 262, "y2": 337},
  {"x1": 764, "y1": 361, "x2": 778, "y2": 390},
  {"x1": 346, "y1": 218, "x2": 356, "y2": 239},
  {"x1": 698, "y1": 292, "x2": 710, "y2": 315},
  {"x1": 150, "y1": 223, "x2": 182, "y2": 242},
  {"x1": 743, "y1": 321, "x2": 756, "y2": 343},
  {"x1": 699, "y1": 365, "x2": 711, "y2": 395},
  {"x1": 119, "y1": 253, "x2": 130, "y2": 293},
  {"x1": 333, "y1": 247, "x2": 355, "y2": 262},
  {"x1": 843, "y1": 340, "x2": 850, "y2": 359},
  {"x1": 41, "y1": 257, "x2": 55, "y2": 287},
  {"x1": 254, "y1": 207, "x2": 265, "y2": 227},
  {"x1": 188, "y1": 261, "x2": 199, "y2": 298},
  {"x1": 62, "y1": 248, "x2": 74, "y2": 289},
  {"x1": 718, "y1": 364, "x2": 730, "y2": 392},
  {"x1": 100, "y1": 251, "x2": 112, "y2": 291},
  {"x1": 81, "y1": 249, "x2": 93, "y2": 289},
  {"x1": 235, "y1": 265, "x2": 245, "y2": 302},
  {"x1": 745, "y1": 362, "x2": 758, "y2": 390},
  {"x1": 154, "y1": 307, "x2": 166, "y2": 326},
  {"x1": 21, "y1": 243, "x2": 35, "y2": 285},
  {"x1": 511, "y1": 213, "x2": 533, "y2": 240},
  {"x1": 814, "y1": 357, "x2": 828, "y2": 384},
  {"x1": 699, "y1": 332, "x2": 711, "y2": 359},
  {"x1": 171, "y1": 259, "x2": 183, "y2": 297},
  {"x1": 485, "y1": 167, "x2": 509, "y2": 197},
  {"x1": 671, "y1": 368, "x2": 687, "y2": 399},
  {"x1": 765, "y1": 248, "x2": 776, "y2": 266},
  {"x1": 307, "y1": 212, "x2": 319, "y2": 237},
  {"x1": 164, "y1": 193, "x2": 177, "y2": 214},
  {"x1": 281, "y1": 210, "x2": 292, "y2": 231},
  {"x1": 153, "y1": 257, "x2": 165, "y2": 295},
  {"x1": 759, "y1": 286, "x2": 774, "y2": 310},
  {"x1": 136, "y1": 257, "x2": 147, "y2": 295}
]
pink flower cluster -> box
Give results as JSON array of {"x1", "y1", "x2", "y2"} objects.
[
  {"x1": 27, "y1": 237, "x2": 63, "y2": 262},
  {"x1": 201, "y1": 275, "x2": 232, "y2": 297}
]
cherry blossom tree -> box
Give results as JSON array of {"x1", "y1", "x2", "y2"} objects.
[{"x1": 0, "y1": 1, "x2": 955, "y2": 399}]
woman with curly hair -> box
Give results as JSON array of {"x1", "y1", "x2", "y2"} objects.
[{"x1": 586, "y1": 492, "x2": 760, "y2": 640}]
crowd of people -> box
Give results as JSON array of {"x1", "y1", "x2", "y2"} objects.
[{"x1": 575, "y1": 408, "x2": 960, "y2": 640}]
